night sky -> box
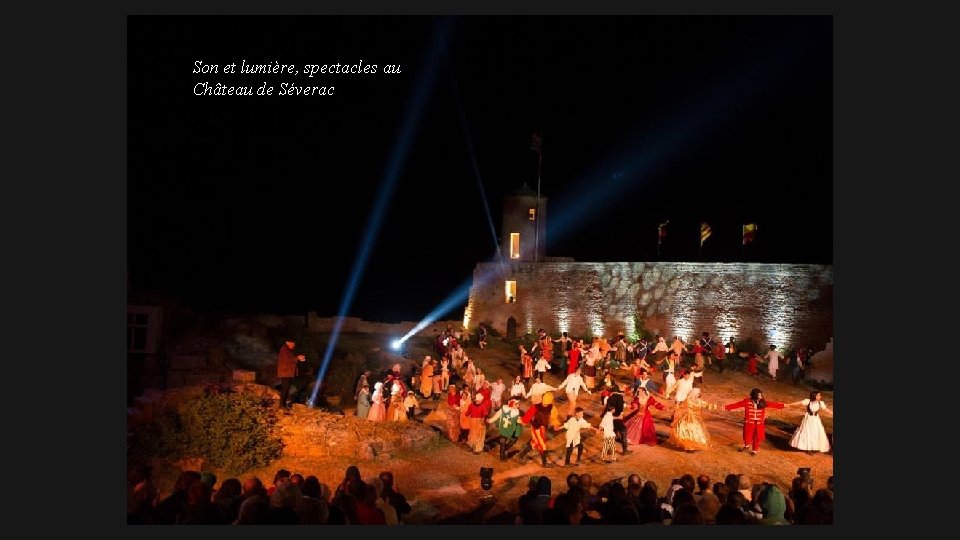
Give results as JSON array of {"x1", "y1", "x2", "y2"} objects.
[{"x1": 127, "y1": 16, "x2": 832, "y2": 322}]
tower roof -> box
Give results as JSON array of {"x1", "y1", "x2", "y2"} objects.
[{"x1": 510, "y1": 183, "x2": 539, "y2": 197}]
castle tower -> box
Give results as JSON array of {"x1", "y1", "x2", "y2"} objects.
[{"x1": 501, "y1": 182, "x2": 547, "y2": 263}]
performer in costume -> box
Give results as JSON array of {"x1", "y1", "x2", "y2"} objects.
[
  {"x1": 517, "y1": 391, "x2": 561, "y2": 467},
  {"x1": 668, "y1": 388, "x2": 717, "y2": 452},
  {"x1": 487, "y1": 398, "x2": 523, "y2": 460},
  {"x1": 724, "y1": 387, "x2": 785, "y2": 455},
  {"x1": 561, "y1": 407, "x2": 599, "y2": 466},
  {"x1": 557, "y1": 368, "x2": 591, "y2": 416},
  {"x1": 366, "y1": 382, "x2": 386, "y2": 422},
  {"x1": 625, "y1": 386, "x2": 665, "y2": 446},
  {"x1": 466, "y1": 393, "x2": 488, "y2": 453},
  {"x1": 787, "y1": 390, "x2": 833, "y2": 453}
]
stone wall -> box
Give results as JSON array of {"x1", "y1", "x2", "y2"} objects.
[{"x1": 464, "y1": 262, "x2": 833, "y2": 350}]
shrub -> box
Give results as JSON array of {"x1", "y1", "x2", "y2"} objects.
[{"x1": 129, "y1": 392, "x2": 283, "y2": 475}]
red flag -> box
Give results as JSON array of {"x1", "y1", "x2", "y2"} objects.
[
  {"x1": 658, "y1": 220, "x2": 669, "y2": 244},
  {"x1": 530, "y1": 132, "x2": 542, "y2": 155}
]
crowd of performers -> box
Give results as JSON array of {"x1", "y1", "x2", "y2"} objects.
[{"x1": 350, "y1": 327, "x2": 832, "y2": 467}]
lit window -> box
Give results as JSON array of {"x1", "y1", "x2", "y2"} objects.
[
  {"x1": 505, "y1": 281, "x2": 517, "y2": 303},
  {"x1": 510, "y1": 233, "x2": 520, "y2": 259},
  {"x1": 528, "y1": 208, "x2": 536, "y2": 221}
]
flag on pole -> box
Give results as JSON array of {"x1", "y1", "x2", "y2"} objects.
[
  {"x1": 658, "y1": 220, "x2": 669, "y2": 244},
  {"x1": 700, "y1": 222, "x2": 712, "y2": 247},
  {"x1": 530, "y1": 132, "x2": 542, "y2": 155},
  {"x1": 742, "y1": 223, "x2": 758, "y2": 245}
]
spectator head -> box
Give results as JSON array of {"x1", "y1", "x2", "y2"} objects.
[
  {"x1": 697, "y1": 493, "x2": 721, "y2": 523},
  {"x1": 679, "y1": 474, "x2": 696, "y2": 492},
  {"x1": 234, "y1": 495, "x2": 269, "y2": 524},
  {"x1": 757, "y1": 484, "x2": 788, "y2": 524},
  {"x1": 215, "y1": 478, "x2": 242, "y2": 501},
  {"x1": 566, "y1": 473, "x2": 581, "y2": 491},
  {"x1": 199, "y1": 471, "x2": 217, "y2": 490},
  {"x1": 378, "y1": 471, "x2": 396, "y2": 491},
  {"x1": 672, "y1": 488, "x2": 696, "y2": 509},
  {"x1": 343, "y1": 466, "x2": 361, "y2": 484},
  {"x1": 672, "y1": 503, "x2": 704, "y2": 525},
  {"x1": 272, "y1": 468, "x2": 292, "y2": 486},
  {"x1": 724, "y1": 473, "x2": 740, "y2": 494},
  {"x1": 712, "y1": 482, "x2": 729, "y2": 504},
  {"x1": 242, "y1": 477, "x2": 264, "y2": 496},
  {"x1": 715, "y1": 504, "x2": 747, "y2": 525},
  {"x1": 174, "y1": 471, "x2": 202, "y2": 493},
  {"x1": 696, "y1": 474, "x2": 711, "y2": 493},
  {"x1": 271, "y1": 481, "x2": 302, "y2": 512},
  {"x1": 579, "y1": 474, "x2": 593, "y2": 491},
  {"x1": 289, "y1": 473, "x2": 304, "y2": 487},
  {"x1": 301, "y1": 476, "x2": 321, "y2": 499}
]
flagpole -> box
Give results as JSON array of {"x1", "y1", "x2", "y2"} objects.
[
  {"x1": 535, "y1": 143, "x2": 542, "y2": 263},
  {"x1": 741, "y1": 225, "x2": 745, "y2": 261}
]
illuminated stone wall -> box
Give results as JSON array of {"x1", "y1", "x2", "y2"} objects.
[{"x1": 463, "y1": 262, "x2": 833, "y2": 350}]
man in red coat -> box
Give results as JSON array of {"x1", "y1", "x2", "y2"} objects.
[
  {"x1": 277, "y1": 340, "x2": 305, "y2": 408},
  {"x1": 724, "y1": 388, "x2": 785, "y2": 455}
]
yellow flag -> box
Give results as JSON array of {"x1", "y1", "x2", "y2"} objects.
[{"x1": 700, "y1": 222, "x2": 712, "y2": 247}]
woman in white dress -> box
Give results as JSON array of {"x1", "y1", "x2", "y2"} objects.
[{"x1": 787, "y1": 391, "x2": 833, "y2": 453}]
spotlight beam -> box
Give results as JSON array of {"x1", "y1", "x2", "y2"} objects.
[
  {"x1": 310, "y1": 19, "x2": 455, "y2": 406},
  {"x1": 394, "y1": 256, "x2": 502, "y2": 346}
]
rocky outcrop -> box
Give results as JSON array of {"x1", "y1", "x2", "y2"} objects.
[{"x1": 278, "y1": 404, "x2": 439, "y2": 460}]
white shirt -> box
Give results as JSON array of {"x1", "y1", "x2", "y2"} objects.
[
  {"x1": 600, "y1": 411, "x2": 616, "y2": 437},
  {"x1": 558, "y1": 373, "x2": 589, "y2": 397},
  {"x1": 674, "y1": 377, "x2": 694, "y2": 403},
  {"x1": 510, "y1": 382, "x2": 526, "y2": 397},
  {"x1": 490, "y1": 381, "x2": 506, "y2": 401},
  {"x1": 766, "y1": 350, "x2": 782, "y2": 366},
  {"x1": 563, "y1": 416, "x2": 593, "y2": 446},
  {"x1": 535, "y1": 358, "x2": 552, "y2": 372}
]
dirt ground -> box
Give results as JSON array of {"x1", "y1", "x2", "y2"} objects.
[{"x1": 162, "y1": 336, "x2": 834, "y2": 524}]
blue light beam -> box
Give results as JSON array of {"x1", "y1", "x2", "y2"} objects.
[
  {"x1": 394, "y1": 260, "x2": 502, "y2": 346},
  {"x1": 310, "y1": 19, "x2": 455, "y2": 406}
]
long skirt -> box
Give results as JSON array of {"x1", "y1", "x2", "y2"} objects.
[
  {"x1": 421, "y1": 375, "x2": 434, "y2": 397},
  {"x1": 445, "y1": 407, "x2": 461, "y2": 441},
  {"x1": 468, "y1": 417, "x2": 486, "y2": 453},
  {"x1": 626, "y1": 411, "x2": 658, "y2": 446},
  {"x1": 789, "y1": 414, "x2": 831, "y2": 452},
  {"x1": 367, "y1": 402, "x2": 386, "y2": 422},
  {"x1": 669, "y1": 404, "x2": 710, "y2": 451}
]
